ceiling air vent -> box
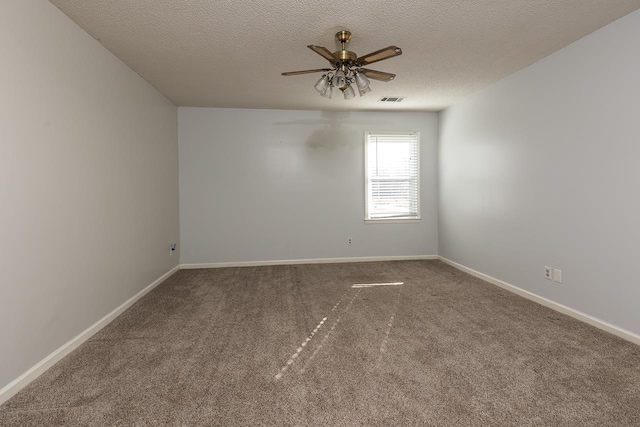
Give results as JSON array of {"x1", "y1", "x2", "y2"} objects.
[{"x1": 378, "y1": 97, "x2": 405, "y2": 103}]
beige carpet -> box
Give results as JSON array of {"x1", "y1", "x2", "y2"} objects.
[{"x1": 1, "y1": 260, "x2": 639, "y2": 426}]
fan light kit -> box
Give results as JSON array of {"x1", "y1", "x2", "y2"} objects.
[{"x1": 282, "y1": 31, "x2": 402, "y2": 100}]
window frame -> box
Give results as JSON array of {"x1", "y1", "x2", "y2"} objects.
[{"x1": 364, "y1": 131, "x2": 421, "y2": 223}]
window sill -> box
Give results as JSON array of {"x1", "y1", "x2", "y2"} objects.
[{"x1": 365, "y1": 218, "x2": 422, "y2": 224}]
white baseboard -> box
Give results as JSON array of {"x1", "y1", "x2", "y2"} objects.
[
  {"x1": 0, "y1": 265, "x2": 180, "y2": 405},
  {"x1": 438, "y1": 256, "x2": 640, "y2": 346},
  {"x1": 180, "y1": 255, "x2": 438, "y2": 269}
]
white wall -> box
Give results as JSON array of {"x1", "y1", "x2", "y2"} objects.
[
  {"x1": 0, "y1": 0, "x2": 179, "y2": 390},
  {"x1": 439, "y1": 10, "x2": 640, "y2": 336},
  {"x1": 179, "y1": 108, "x2": 438, "y2": 264}
]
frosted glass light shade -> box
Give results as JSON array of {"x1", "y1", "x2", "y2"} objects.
[
  {"x1": 320, "y1": 85, "x2": 333, "y2": 99},
  {"x1": 314, "y1": 75, "x2": 330, "y2": 94},
  {"x1": 358, "y1": 84, "x2": 371, "y2": 97},
  {"x1": 355, "y1": 72, "x2": 370, "y2": 89},
  {"x1": 343, "y1": 83, "x2": 356, "y2": 99},
  {"x1": 332, "y1": 70, "x2": 346, "y2": 88}
]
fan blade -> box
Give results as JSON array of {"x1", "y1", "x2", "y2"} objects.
[
  {"x1": 308, "y1": 45, "x2": 338, "y2": 63},
  {"x1": 356, "y1": 46, "x2": 402, "y2": 66},
  {"x1": 360, "y1": 68, "x2": 396, "y2": 82},
  {"x1": 282, "y1": 68, "x2": 332, "y2": 76}
]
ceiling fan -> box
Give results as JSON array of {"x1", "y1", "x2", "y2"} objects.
[{"x1": 282, "y1": 31, "x2": 402, "y2": 100}]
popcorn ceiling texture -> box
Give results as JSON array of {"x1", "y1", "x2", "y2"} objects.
[
  {"x1": 48, "y1": 0, "x2": 640, "y2": 111},
  {"x1": 1, "y1": 261, "x2": 639, "y2": 425}
]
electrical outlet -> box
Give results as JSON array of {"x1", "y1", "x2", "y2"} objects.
[
  {"x1": 348, "y1": 237, "x2": 352, "y2": 245},
  {"x1": 544, "y1": 266, "x2": 552, "y2": 280},
  {"x1": 553, "y1": 269, "x2": 562, "y2": 283},
  {"x1": 170, "y1": 243, "x2": 177, "y2": 256}
]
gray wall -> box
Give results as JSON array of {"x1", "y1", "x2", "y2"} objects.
[
  {"x1": 179, "y1": 108, "x2": 439, "y2": 264},
  {"x1": 439, "y1": 9, "x2": 640, "y2": 335},
  {"x1": 0, "y1": 0, "x2": 179, "y2": 389}
]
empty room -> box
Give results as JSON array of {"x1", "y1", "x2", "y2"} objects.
[{"x1": 2, "y1": 0, "x2": 640, "y2": 425}]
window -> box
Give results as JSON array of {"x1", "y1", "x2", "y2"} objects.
[{"x1": 365, "y1": 132, "x2": 420, "y2": 221}]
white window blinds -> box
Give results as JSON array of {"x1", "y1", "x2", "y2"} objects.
[{"x1": 365, "y1": 132, "x2": 420, "y2": 220}]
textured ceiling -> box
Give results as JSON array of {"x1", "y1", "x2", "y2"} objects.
[{"x1": 49, "y1": 0, "x2": 640, "y2": 111}]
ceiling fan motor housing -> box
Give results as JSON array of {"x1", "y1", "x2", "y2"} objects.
[{"x1": 333, "y1": 49, "x2": 357, "y2": 64}]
